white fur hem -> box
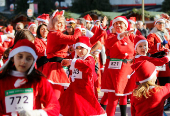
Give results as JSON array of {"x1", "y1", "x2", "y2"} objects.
[
  {"x1": 157, "y1": 43, "x2": 160, "y2": 51},
  {"x1": 48, "y1": 80, "x2": 70, "y2": 87},
  {"x1": 38, "y1": 109, "x2": 48, "y2": 116},
  {"x1": 101, "y1": 89, "x2": 132, "y2": 96}
]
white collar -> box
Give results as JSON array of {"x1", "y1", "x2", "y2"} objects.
[
  {"x1": 135, "y1": 55, "x2": 142, "y2": 58},
  {"x1": 149, "y1": 86, "x2": 155, "y2": 89},
  {"x1": 10, "y1": 70, "x2": 25, "y2": 77}
]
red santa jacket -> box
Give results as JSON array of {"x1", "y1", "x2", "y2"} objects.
[
  {"x1": 90, "y1": 25, "x2": 99, "y2": 34},
  {"x1": 134, "y1": 29, "x2": 142, "y2": 36},
  {"x1": 131, "y1": 84, "x2": 170, "y2": 116},
  {"x1": 0, "y1": 71, "x2": 60, "y2": 116},
  {"x1": 34, "y1": 38, "x2": 47, "y2": 59},
  {"x1": 46, "y1": 28, "x2": 81, "y2": 59},
  {"x1": 147, "y1": 33, "x2": 170, "y2": 54}
]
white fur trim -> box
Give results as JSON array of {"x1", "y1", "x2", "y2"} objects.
[
  {"x1": 157, "y1": 43, "x2": 160, "y2": 51},
  {"x1": 28, "y1": 24, "x2": 36, "y2": 30},
  {"x1": 86, "y1": 30, "x2": 94, "y2": 38},
  {"x1": 85, "y1": 20, "x2": 91, "y2": 23},
  {"x1": 48, "y1": 80, "x2": 70, "y2": 87},
  {"x1": 139, "y1": 69, "x2": 157, "y2": 83},
  {"x1": 100, "y1": 24, "x2": 106, "y2": 31},
  {"x1": 70, "y1": 58, "x2": 77, "y2": 70},
  {"x1": 166, "y1": 56, "x2": 170, "y2": 61},
  {"x1": 38, "y1": 109, "x2": 48, "y2": 116},
  {"x1": 90, "y1": 24, "x2": 94, "y2": 31},
  {"x1": 52, "y1": 9, "x2": 59, "y2": 18},
  {"x1": 135, "y1": 55, "x2": 142, "y2": 58},
  {"x1": 101, "y1": 89, "x2": 115, "y2": 93},
  {"x1": 109, "y1": 26, "x2": 113, "y2": 33},
  {"x1": 36, "y1": 18, "x2": 49, "y2": 23},
  {"x1": 75, "y1": 42, "x2": 91, "y2": 51},
  {"x1": 155, "y1": 19, "x2": 165, "y2": 25},
  {"x1": 10, "y1": 70, "x2": 25, "y2": 77},
  {"x1": 0, "y1": 35, "x2": 7, "y2": 43},
  {"x1": 75, "y1": 27, "x2": 81, "y2": 31},
  {"x1": 101, "y1": 89, "x2": 132, "y2": 96},
  {"x1": 117, "y1": 33, "x2": 123, "y2": 40},
  {"x1": 115, "y1": 92, "x2": 132, "y2": 96},
  {"x1": 135, "y1": 40, "x2": 148, "y2": 50},
  {"x1": 93, "y1": 113, "x2": 107, "y2": 116},
  {"x1": 112, "y1": 17, "x2": 128, "y2": 28},
  {"x1": 128, "y1": 19, "x2": 135, "y2": 24}
]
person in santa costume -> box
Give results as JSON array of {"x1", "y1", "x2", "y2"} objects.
[
  {"x1": 59, "y1": 36, "x2": 106, "y2": 116},
  {"x1": 128, "y1": 17, "x2": 142, "y2": 36},
  {"x1": 28, "y1": 22, "x2": 37, "y2": 37},
  {"x1": 101, "y1": 16, "x2": 135, "y2": 116},
  {"x1": 42, "y1": 9, "x2": 82, "y2": 99},
  {"x1": 34, "y1": 24, "x2": 49, "y2": 71},
  {"x1": 130, "y1": 60, "x2": 170, "y2": 116},
  {"x1": 147, "y1": 18, "x2": 170, "y2": 109},
  {"x1": 0, "y1": 39, "x2": 60, "y2": 116},
  {"x1": 36, "y1": 13, "x2": 49, "y2": 26}
]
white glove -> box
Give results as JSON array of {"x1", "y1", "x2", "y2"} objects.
[{"x1": 18, "y1": 110, "x2": 41, "y2": 116}]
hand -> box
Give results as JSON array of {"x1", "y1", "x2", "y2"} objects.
[
  {"x1": 161, "y1": 13, "x2": 169, "y2": 20},
  {"x1": 61, "y1": 59, "x2": 72, "y2": 66},
  {"x1": 68, "y1": 45, "x2": 75, "y2": 53},
  {"x1": 102, "y1": 16, "x2": 108, "y2": 27},
  {"x1": 18, "y1": 110, "x2": 41, "y2": 116},
  {"x1": 119, "y1": 30, "x2": 134, "y2": 38}
]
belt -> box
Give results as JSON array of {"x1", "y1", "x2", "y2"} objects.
[
  {"x1": 110, "y1": 58, "x2": 133, "y2": 64},
  {"x1": 107, "y1": 56, "x2": 110, "y2": 59},
  {"x1": 48, "y1": 57, "x2": 64, "y2": 63},
  {"x1": 36, "y1": 56, "x2": 49, "y2": 68}
]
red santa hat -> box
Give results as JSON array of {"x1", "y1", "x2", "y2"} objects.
[
  {"x1": 134, "y1": 35, "x2": 148, "y2": 50},
  {"x1": 83, "y1": 14, "x2": 92, "y2": 23},
  {"x1": 131, "y1": 60, "x2": 157, "y2": 83},
  {"x1": 67, "y1": 18, "x2": 76, "y2": 24},
  {"x1": 28, "y1": 22, "x2": 37, "y2": 30},
  {"x1": 0, "y1": 39, "x2": 38, "y2": 74},
  {"x1": 128, "y1": 17, "x2": 136, "y2": 24},
  {"x1": 75, "y1": 36, "x2": 91, "y2": 51},
  {"x1": 52, "y1": 9, "x2": 64, "y2": 19},
  {"x1": 94, "y1": 19, "x2": 100, "y2": 24},
  {"x1": 36, "y1": 13, "x2": 50, "y2": 24},
  {"x1": 5, "y1": 25, "x2": 13, "y2": 34},
  {"x1": 154, "y1": 18, "x2": 165, "y2": 25},
  {"x1": 81, "y1": 25, "x2": 86, "y2": 31},
  {"x1": 112, "y1": 16, "x2": 129, "y2": 30}
]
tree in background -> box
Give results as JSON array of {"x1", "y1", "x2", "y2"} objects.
[
  {"x1": 162, "y1": 0, "x2": 170, "y2": 14},
  {"x1": 14, "y1": 0, "x2": 55, "y2": 15},
  {"x1": 70, "y1": 0, "x2": 112, "y2": 13}
]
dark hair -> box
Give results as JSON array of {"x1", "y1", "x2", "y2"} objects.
[
  {"x1": 77, "y1": 18, "x2": 86, "y2": 27},
  {"x1": 36, "y1": 24, "x2": 47, "y2": 38},
  {"x1": 0, "y1": 58, "x2": 44, "y2": 82},
  {"x1": 3, "y1": 29, "x2": 35, "y2": 61}
]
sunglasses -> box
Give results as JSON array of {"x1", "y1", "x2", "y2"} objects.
[
  {"x1": 156, "y1": 22, "x2": 165, "y2": 25},
  {"x1": 67, "y1": 26, "x2": 72, "y2": 28}
]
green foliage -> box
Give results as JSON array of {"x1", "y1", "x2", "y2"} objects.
[
  {"x1": 162, "y1": 0, "x2": 170, "y2": 14},
  {"x1": 122, "y1": 8, "x2": 151, "y2": 18},
  {"x1": 70, "y1": 0, "x2": 112, "y2": 13}
]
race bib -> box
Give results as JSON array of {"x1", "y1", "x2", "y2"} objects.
[
  {"x1": 108, "y1": 59, "x2": 122, "y2": 69},
  {"x1": 5, "y1": 88, "x2": 33, "y2": 113},
  {"x1": 72, "y1": 68, "x2": 82, "y2": 79},
  {"x1": 156, "y1": 64, "x2": 166, "y2": 71},
  {"x1": 63, "y1": 66, "x2": 69, "y2": 77}
]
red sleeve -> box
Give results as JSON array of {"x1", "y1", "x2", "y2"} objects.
[
  {"x1": 34, "y1": 38, "x2": 46, "y2": 58},
  {"x1": 0, "y1": 46, "x2": 5, "y2": 56},
  {"x1": 147, "y1": 33, "x2": 161, "y2": 54},
  {"x1": 74, "y1": 56, "x2": 95, "y2": 73},
  {"x1": 105, "y1": 33, "x2": 119, "y2": 49},
  {"x1": 139, "y1": 56, "x2": 169, "y2": 66},
  {"x1": 38, "y1": 77, "x2": 60, "y2": 116},
  {"x1": 90, "y1": 26, "x2": 107, "y2": 46},
  {"x1": 55, "y1": 29, "x2": 81, "y2": 45}
]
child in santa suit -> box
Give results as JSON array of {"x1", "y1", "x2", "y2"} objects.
[
  {"x1": 28, "y1": 22, "x2": 37, "y2": 37},
  {"x1": 59, "y1": 36, "x2": 106, "y2": 116},
  {"x1": 42, "y1": 10, "x2": 82, "y2": 99},
  {"x1": 0, "y1": 39, "x2": 60, "y2": 116},
  {"x1": 102, "y1": 16, "x2": 135, "y2": 116},
  {"x1": 131, "y1": 60, "x2": 170, "y2": 116}
]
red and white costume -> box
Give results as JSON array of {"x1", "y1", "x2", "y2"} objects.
[
  {"x1": 130, "y1": 60, "x2": 170, "y2": 116},
  {"x1": 59, "y1": 36, "x2": 106, "y2": 116},
  {"x1": 0, "y1": 71, "x2": 60, "y2": 116}
]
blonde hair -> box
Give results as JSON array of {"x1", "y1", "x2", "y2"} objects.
[
  {"x1": 47, "y1": 15, "x2": 65, "y2": 31},
  {"x1": 133, "y1": 81, "x2": 160, "y2": 99}
]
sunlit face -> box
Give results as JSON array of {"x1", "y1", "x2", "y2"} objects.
[
  {"x1": 13, "y1": 52, "x2": 34, "y2": 73},
  {"x1": 136, "y1": 22, "x2": 143, "y2": 29},
  {"x1": 95, "y1": 21, "x2": 100, "y2": 26},
  {"x1": 129, "y1": 22, "x2": 135, "y2": 30},
  {"x1": 29, "y1": 25, "x2": 37, "y2": 33},
  {"x1": 113, "y1": 21, "x2": 127, "y2": 33},
  {"x1": 66, "y1": 23, "x2": 74, "y2": 33},
  {"x1": 40, "y1": 25, "x2": 48, "y2": 38},
  {"x1": 75, "y1": 46, "x2": 88, "y2": 57},
  {"x1": 15, "y1": 24, "x2": 23, "y2": 31},
  {"x1": 136, "y1": 42, "x2": 148, "y2": 56},
  {"x1": 53, "y1": 16, "x2": 65, "y2": 31},
  {"x1": 81, "y1": 30, "x2": 86, "y2": 36},
  {"x1": 155, "y1": 21, "x2": 165, "y2": 31},
  {"x1": 86, "y1": 22, "x2": 91, "y2": 30}
]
